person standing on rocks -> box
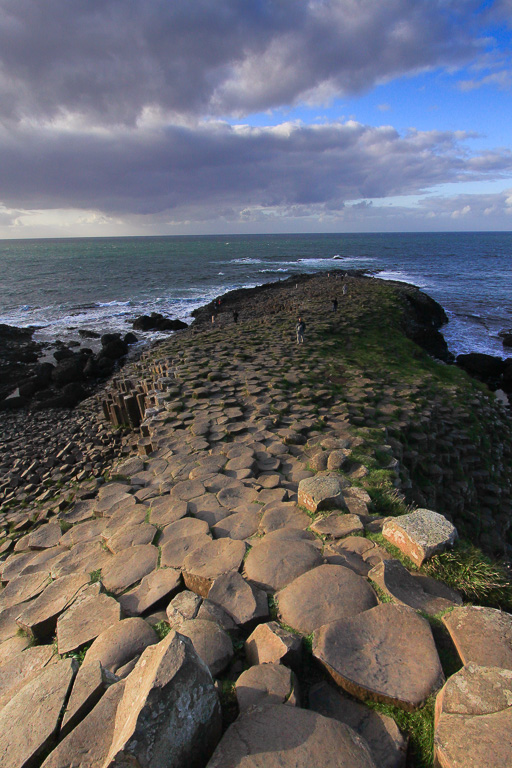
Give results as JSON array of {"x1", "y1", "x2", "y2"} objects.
[
  {"x1": 233, "y1": 310, "x2": 239, "y2": 323},
  {"x1": 332, "y1": 298, "x2": 338, "y2": 312},
  {"x1": 296, "y1": 317, "x2": 306, "y2": 344}
]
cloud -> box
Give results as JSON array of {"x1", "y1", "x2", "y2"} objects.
[
  {"x1": 1, "y1": 119, "x2": 510, "y2": 224},
  {"x1": 458, "y1": 69, "x2": 512, "y2": 91},
  {"x1": 0, "y1": 0, "x2": 487, "y2": 126}
]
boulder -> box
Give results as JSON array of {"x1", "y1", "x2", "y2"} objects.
[
  {"x1": 0, "y1": 658, "x2": 77, "y2": 768},
  {"x1": 207, "y1": 571, "x2": 269, "y2": 627},
  {"x1": 277, "y1": 564, "x2": 378, "y2": 634},
  {"x1": 243, "y1": 538, "x2": 323, "y2": 592},
  {"x1": 206, "y1": 703, "x2": 377, "y2": 768},
  {"x1": 132, "y1": 313, "x2": 187, "y2": 332},
  {"x1": 235, "y1": 663, "x2": 299, "y2": 711},
  {"x1": 309, "y1": 681, "x2": 407, "y2": 768},
  {"x1": 103, "y1": 631, "x2": 221, "y2": 768},
  {"x1": 101, "y1": 544, "x2": 158, "y2": 595},
  {"x1": 82, "y1": 617, "x2": 158, "y2": 674},
  {"x1": 15, "y1": 571, "x2": 91, "y2": 641},
  {"x1": 118, "y1": 567, "x2": 181, "y2": 616},
  {"x1": 434, "y1": 664, "x2": 512, "y2": 768},
  {"x1": 298, "y1": 475, "x2": 347, "y2": 513},
  {"x1": 245, "y1": 621, "x2": 302, "y2": 668},
  {"x1": 313, "y1": 603, "x2": 444, "y2": 710},
  {"x1": 456, "y1": 353, "x2": 505, "y2": 381},
  {"x1": 167, "y1": 590, "x2": 202, "y2": 629},
  {"x1": 442, "y1": 605, "x2": 512, "y2": 670},
  {"x1": 310, "y1": 513, "x2": 364, "y2": 538},
  {"x1": 382, "y1": 509, "x2": 457, "y2": 566},
  {"x1": 178, "y1": 618, "x2": 233, "y2": 677},
  {"x1": 182, "y1": 538, "x2": 246, "y2": 597}
]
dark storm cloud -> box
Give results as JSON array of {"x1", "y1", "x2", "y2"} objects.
[
  {"x1": 2, "y1": 121, "x2": 511, "y2": 217},
  {"x1": 0, "y1": 0, "x2": 485, "y2": 124}
]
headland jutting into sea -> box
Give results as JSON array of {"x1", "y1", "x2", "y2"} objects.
[{"x1": 0, "y1": 271, "x2": 511, "y2": 768}]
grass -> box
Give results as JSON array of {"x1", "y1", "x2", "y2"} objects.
[
  {"x1": 366, "y1": 696, "x2": 436, "y2": 768},
  {"x1": 89, "y1": 569, "x2": 102, "y2": 583},
  {"x1": 153, "y1": 620, "x2": 171, "y2": 640}
]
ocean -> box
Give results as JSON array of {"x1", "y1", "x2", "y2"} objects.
[{"x1": 0, "y1": 232, "x2": 511, "y2": 358}]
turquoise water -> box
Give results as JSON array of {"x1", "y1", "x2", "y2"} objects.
[{"x1": 0, "y1": 232, "x2": 511, "y2": 357}]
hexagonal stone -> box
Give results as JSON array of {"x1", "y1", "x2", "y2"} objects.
[
  {"x1": 82, "y1": 617, "x2": 158, "y2": 674},
  {"x1": 368, "y1": 559, "x2": 462, "y2": 616},
  {"x1": 206, "y1": 704, "x2": 376, "y2": 768},
  {"x1": 325, "y1": 536, "x2": 390, "y2": 576},
  {"x1": 245, "y1": 621, "x2": 302, "y2": 668},
  {"x1": 310, "y1": 513, "x2": 364, "y2": 539},
  {"x1": 0, "y1": 571, "x2": 50, "y2": 611},
  {"x1": 217, "y1": 483, "x2": 258, "y2": 510},
  {"x1": 159, "y1": 516, "x2": 209, "y2": 548},
  {"x1": 104, "y1": 523, "x2": 157, "y2": 554},
  {"x1": 160, "y1": 533, "x2": 212, "y2": 570},
  {"x1": 101, "y1": 544, "x2": 158, "y2": 595},
  {"x1": 50, "y1": 541, "x2": 112, "y2": 580},
  {"x1": 182, "y1": 538, "x2": 246, "y2": 597},
  {"x1": 298, "y1": 476, "x2": 346, "y2": 514},
  {"x1": 26, "y1": 522, "x2": 62, "y2": 550},
  {"x1": 1, "y1": 552, "x2": 38, "y2": 582},
  {"x1": 382, "y1": 509, "x2": 457, "y2": 566},
  {"x1": 0, "y1": 602, "x2": 33, "y2": 643},
  {"x1": 235, "y1": 663, "x2": 299, "y2": 711},
  {"x1": 94, "y1": 484, "x2": 134, "y2": 516},
  {"x1": 212, "y1": 510, "x2": 261, "y2": 540},
  {"x1": 196, "y1": 600, "x2": 238, "y2": 632},
  {"x1": 166, "y1": 590, "x2": 202, "y2": 629},
  {"x1": 434, "y1": 664, "x2": 512, "y2": 768},
  {"x1": 244, "y1": 538, "x2": 323, "y2": 593},
  {"x1": 148, "y1": 496, "x2": 188, "y2": 526},
  {"x1": 56, "y1": 586, "x2": 122, "y2": 655},
  {"x1": 188, "y1": 493, "x2": 230, "y2": 527},
  {"x1": 118, "y1": 567, "x2": 181, "y2": 616},
  {"x1": 309, "y1": 681, "x2": 407, "y2": 768},
  {"x1": 207, "y1": 571, "x2": 269, "y2": 627},
  {"x1": 277, "y1": 564, "x2": 378, "y2": 634},
  {"x1": 178, "y1": 618, "x2": 233, "y2": 677},
  {"x1": 0, "y1": 634, "x2": 32, "y2": 666},
  {"x1": 59, "y1": 519, "x2": 108, "y2": 548},
  {"x1": 0, "y1": 645, "x2": 56, "y2": 711},
  {"x1": 314, "y1": 603, "x2": 444, "y2": 710},
  {"x1": 442, "y1": 606, "x2": 512, "y2": 670},
  {"x1": 170, "y1": 479, "x2": 205, "y2": 501},
  {"x1": 259, "y1": 503, "x2": 310, "y2": 535},
  {"x1": 0, "y1": 658, "x2": 77, "y2": 768},
  {"x1": 15, "y1": 571, "x2": 91, "y2": 641},
  {"x1": 101, "y1": 505, "x2": 147, "y2": 538}
]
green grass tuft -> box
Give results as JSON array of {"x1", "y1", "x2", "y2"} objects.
[
  {"x1": 153, "y1": 620, "x2": 171, "y2": 640},
  {"x1": 366, "y1": 696, "x2": 436, "y2": 768}
]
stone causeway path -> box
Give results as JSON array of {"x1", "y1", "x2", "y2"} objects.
[{"x1": 0, "y1": 274, "x2": 511, "y2": 767}]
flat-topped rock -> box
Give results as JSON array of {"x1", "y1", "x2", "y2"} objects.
[
  {"x1": 382, "y1": 509, "x2": 457, "y2": 566},
  {"x1": 310, "y1": 513, "x2": 364, "y2": 539},
  {"x1": 207, "y1": 571, "x2": 269, "y2": 627},
  {"x1": 217, "y1": 483, "x2": 258, "y2": 509},
  {"x1": 434, "y1": 664, "x2": 512, "y2": 768},
  {"x1": 245, "y1": 621, "x2": 302, "y2": 668},
  {"x1": 59, "y1": 518, "x2": 108, "y2": 548},
  {"x1": 104, "y1": 522, "x2": 157, "y2": 553},
  {"x1": 170, "y1": 478, "x2": 205, "y2": 501},
  {"x1": 1, "y1": 552, "x2": 38, "y2": 581},
  {"x1": 314, "y1": 603, "x2": 444, "y2": 710},
  {"x1": 368, "y1": 559, "x2": 462, "y2": 616},
  {"x1": 160, "y1": 532, "x2": 212, "y2": 569},
  {"x1": 0, "y1": 601, "x2": 33, "y2": 643},
  {"x1": 206, "y1": 703, "x2": 376, "y2": 768},
  {"x1": 26, "y1": 522, "x2": 62, "y2": 550},
  {"x1": 60, "y1": 659, "x2": 106, "y2": 738},
  {"x1": 298, "y1": 475, "x2": 346, "y2": 513},
  {"x1": 0, "y1": 634, "x2": 31, "y2": 666},
  {"x1": 309, "y1": 681, "x2": 407, "y2": 768},
  {"x1": 82, "y1": 617, "x2": 158, "y2": 673},
  {"x1": 56, "y1": 585, "x2": 121, "y2": 654},
  {"x1": 15, "y1": 571, "x2": 91, "y2": 640},
  {"x1": 103, "y1": 631, "x2": 221, "y2": 768},
  {"x1": 148, "y1": 496, "x2": 188, "y2": 526},
  {"x1": 49, "y1": 540, "x2": 112, "y2": 579},
  {"x1": 159, "y1": 516, "x2": 209, "y2": 547},
  {"x1": 94, "y1": 484, "x2": 134, "y2": 516},
  {"x1": 0, "y1": 571, "x2": 50, "y2": 611},
  {"x1": 0, "y1": 645, "x2": 56, "y2": 712},
  {"x1": 212, "y1": 510, "x2": 261, "y2": 540},
  {"x1": 258, "y1": 503, "x2": 310, "y2": 534},
  {"x1": 324, "y1": 536, "x2": 389, "y2": 575},
  {"x1": 235, "y1": 663, "x2": 299, "y2": 711},
  {"x1": 101, "y1": 544, "x2": 158, "y2": 595},
  {"x1": 277, "y1": 564, "x2": 378, "y2": 634},
  {"x1": 41, "y1": 679, "x2": 126, "y2": 768},
  {"x1": 118, "y1": 567, "x2": 181, "y2": 616},
  {"x1": 0, "y1": 658, "x2": 77, "y2": 768},
  {"x1": 178, "y1": 618, "x2": 233, "y2": 677},
  {"x1": 182, "y1": 538, "x2": 246, "y2": 597},
  {"x1": 442, "y1": 606, "x2": 512, "y2": 670},
  {"x1": 244, "y1": 538, "x2": 323, "y2": 592}
]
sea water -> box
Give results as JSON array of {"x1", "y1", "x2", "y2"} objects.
[{"x1": 0, "y1": 232, "x2": 511, "y2": 357}]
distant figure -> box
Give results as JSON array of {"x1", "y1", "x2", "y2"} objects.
[
  {"x1": 332, "y1": 297, "x2": 338, "y2": 312},
  {"x1": 211, "y1": 311, "x2": 216, "y2": 325},
  {"x1": 233, "y1": 310, "x2": 239, "y2": 323},
  {"x1": 296, "y1": 317, "x2": 306, "y2": 344},
  {"x1": 342, "y1": 283, "x2": 348, "y2": 296}
]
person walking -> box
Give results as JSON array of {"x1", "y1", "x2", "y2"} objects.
[
  {"x1": 296, "y1": 317, "x2": 306, "y2": 344},
  {"x1": 332, "y1": 297, "x2": 338, "y2": 312}
]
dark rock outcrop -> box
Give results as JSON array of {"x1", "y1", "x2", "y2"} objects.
[{"x1": 132, "y1": 313, "x2": 187, "y2": 332}]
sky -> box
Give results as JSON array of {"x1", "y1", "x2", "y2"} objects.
[{"x1": 1, "y1": 0, "x2": 512, "y2": 237}]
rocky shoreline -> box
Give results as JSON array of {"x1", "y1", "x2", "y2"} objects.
[{"x1": 0, "y1": 272, "x2": 511, "y2": 768}]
